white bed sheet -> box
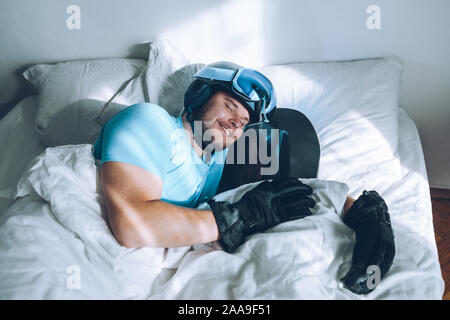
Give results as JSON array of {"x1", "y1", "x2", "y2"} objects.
[{"x1": 0, "y1": 96, "x2": 444, "y2": 299}]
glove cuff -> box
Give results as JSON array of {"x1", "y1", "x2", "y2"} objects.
[
  {"x1": 343, "y1": 190, "x2": 391, "y2": 230},
  {"x1": 208, "y1": 199, "x2": 246, "y2": 253}
]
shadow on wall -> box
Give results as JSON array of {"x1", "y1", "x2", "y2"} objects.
[{"x1": 397, "y1": 56, "x2": 450, "y2": 188}]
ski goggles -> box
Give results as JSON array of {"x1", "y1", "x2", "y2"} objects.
[{"x1": 194, "y1": 66, "x2": 275, "y2": 119}]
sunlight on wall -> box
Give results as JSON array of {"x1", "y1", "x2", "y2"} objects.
[{"x1": 159, "y1": 0, "x2": 266, "y2": 67}]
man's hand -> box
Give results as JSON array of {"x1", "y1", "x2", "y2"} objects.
[
  {"x1": 208, "y1": 178, "x2": 316, "y2": 253},
  {"x1": 340, "y1": 190, "x2": 395, "y2": 294}
]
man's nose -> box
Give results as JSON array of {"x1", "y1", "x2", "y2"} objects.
[{"x1": 229, "y1": 118, "x2": 243, "y2": 129}]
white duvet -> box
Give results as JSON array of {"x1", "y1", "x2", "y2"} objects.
[{"x1": 0, "y1": 139, "x2": 444, "y2": 299}]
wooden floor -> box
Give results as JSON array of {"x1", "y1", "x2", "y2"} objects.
[{"x1": 430, "y1": 188, "x2": 450, "y2": 300}]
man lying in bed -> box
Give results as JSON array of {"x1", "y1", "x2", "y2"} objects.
[{"x1": 93, "y1": 62, "x2": 395, "y2": 295}]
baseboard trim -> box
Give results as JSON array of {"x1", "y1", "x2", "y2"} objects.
[{"x1": 430, "y1": 188, "x2": 450, "y2": 200}]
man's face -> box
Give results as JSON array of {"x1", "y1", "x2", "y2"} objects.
[{"x1": 193, "y1": 90, "x2": 250, "y2": 151}]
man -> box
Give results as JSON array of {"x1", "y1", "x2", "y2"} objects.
[
  {"x1": 93, "y1": 61, "x2": 314, "y2": 247},
  {"x1": 93, "y1": 62, "x2": 395, "y2": 294}
]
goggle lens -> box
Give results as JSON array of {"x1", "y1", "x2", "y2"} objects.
[{"x1": 234, "y1": 69, "x2": 272, "y2": 102}]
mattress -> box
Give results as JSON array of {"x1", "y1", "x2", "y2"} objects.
[{"x1": 0, "y1": 95, "x2": 444, "y2": 299}]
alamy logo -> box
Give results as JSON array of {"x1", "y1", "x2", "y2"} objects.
[
  {"x1": 367, "y1": 5, "x2": 381, "y2": 30},
  {"x1": 66, "y1": 265, "x2": 81, "y2": 290},
  {"x1": 66, "y1": 5, "x2": 81, "y2": 30},
  {"x1": 170, "y1": 121, "x2": 280, "y2": 175},
  {"x1": 366, "y1": 265, "x2": 381, "y2": 290},
  {"x1": 338, "y1": 264, "x2": 381, "y2": 291}
]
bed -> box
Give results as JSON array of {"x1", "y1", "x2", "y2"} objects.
[{"x1": 0, "y1": 40, "x2": 445, "y2": 299}]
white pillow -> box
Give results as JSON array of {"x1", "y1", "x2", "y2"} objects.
[
  {"x1": 23, "y1": 58, "x2": 146, "y2": 146},
  {"x1": 157, "y1": 63, "x2": 206, "y2": 117},
  {"x1": 98, "y1": 40, "x2": 195, "y2": 124},
  {"x1": 257, "y1": 57, "x2": 403, "y2": 180}
]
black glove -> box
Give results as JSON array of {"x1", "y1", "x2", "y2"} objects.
[
  {"x1": 208, "y1": 178, "x2": 316, "y2": 253},
  {"x1": 340, "y1": 190, "x2": 395, "y2": 294}
]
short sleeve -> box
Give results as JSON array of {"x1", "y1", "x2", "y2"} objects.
[{"x1": 94, "y1": 103, "x2": 174, "y2": 179}]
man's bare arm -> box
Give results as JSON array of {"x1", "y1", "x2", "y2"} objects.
[{"x1": 100, "y1": 161, "x2": 219, "y2": 248}]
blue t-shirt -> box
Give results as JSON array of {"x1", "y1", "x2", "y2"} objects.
[{"x1": 93, "y1": 103, "x2": 227, "y2": 208}]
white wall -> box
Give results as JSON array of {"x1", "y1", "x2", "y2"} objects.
[{"x1": 0, "y1": 0, "x2": 449, "y2": 188}]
